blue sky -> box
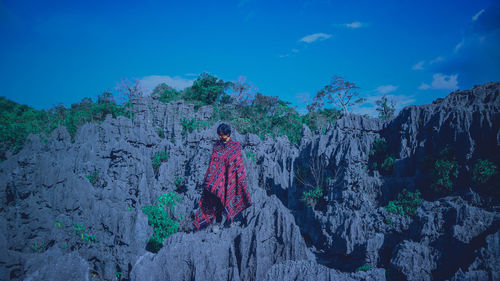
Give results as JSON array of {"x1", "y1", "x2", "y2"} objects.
[{"x1": 1, "y1": 0, "x2": 499, "y2": 116}]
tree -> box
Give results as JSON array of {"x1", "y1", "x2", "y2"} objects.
[
  {"x1": 375, "y1": 95, "x2": 396, "y2": 120},
  {"x1": 97, "y1": 92, "x2": 115, "y2": 104},
  {"x1": 114, "y1": 77, "x2": 143, "y2": 106},
  {"x1": 229, "y1": 76, "x2": 257, "y2": 106},
  {"x1": 185, "y1": 72, "x2": 233, "y2": 105},
  {"x1": 308, "y1": 75, "x2": 365, "y2": 115}
]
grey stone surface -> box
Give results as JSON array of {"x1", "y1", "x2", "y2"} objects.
[{"x1": 0, "y1": 82, "x2": 499, "y2": 280}]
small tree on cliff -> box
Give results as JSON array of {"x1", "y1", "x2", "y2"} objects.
[
  {"x1": 307, "y1": 75, "x2": 365, "y2": 115},
  {"x1": 375, "y1": 95, "x2": 396, "y2": 120}
]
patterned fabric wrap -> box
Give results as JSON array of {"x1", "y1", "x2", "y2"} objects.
[{"x1": 193, "y1": 139, "x2": 252, "y2": 230}]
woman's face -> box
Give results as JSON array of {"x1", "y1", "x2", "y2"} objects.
[{"x1": 219, "y1": 133, "x2": 230, "y2": 142}]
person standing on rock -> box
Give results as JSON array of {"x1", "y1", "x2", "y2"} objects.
[{"x1": 191, "y1": 123, "x2": 252, "y2": 233}]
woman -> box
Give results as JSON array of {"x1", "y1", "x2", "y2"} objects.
[{"x1": 192, "y1": 123, "x2": 252, "y2": 233}]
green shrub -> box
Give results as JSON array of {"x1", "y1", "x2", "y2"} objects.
[
  {"x1": 472, "y1": 158, "x2": 497, "y2": 185},
  {"x1": 152, "y1": 151, "x2": 169, "y2": 175},
  {"x1": 384, "y1": 189, "x2": 422, "y2": 218},
  {"x1": 30, "y1": 240, "x2": 46, "y2": 252},
  {"x1": 71, "y1": 222, "x2": 98, "y2": 243},
  {"x1": 173, "y1": 176, "x2": 186, "y2": 192},
  {"x1": 429, "y1": 146, "x2": 458, "y2": 192},
  {"x1": 142, "y1": 192, "x2": 183, "y2": 253},
  {"x1": 86, "y1": 171, "x2": 99, "y2": 186},
  {"x1": 183, "y1": 72, "x2": 233, "y2": 106},
  {"x1": 181, "y1": 118, "x2": 211, "y2": 136},
  {"x1": 0, "y1": 94, "x2": 133, "y2": 162},
  {"x1": 385, "y1": 217, "x2": 392, "y2": 225},
  {"x1": 156, "y1": 127, "x2": 165, "y2": 138},
  {"x1": 174, "y1": 176, "x2": 183, "y2": 187},
  {"x1": 301, "y1": 186, "x2": 323, "y2": 208},
  {"x1": 355, "y1": 264, "x2": 372, "y2": 272},
  {"x1": 152, "y1": 83, "x2": 183, "y2": 104},
  {"x1": 301, "y1": 108, "x2": 341, "y2": 133},
  {"x1": 375, "y1": 95, "x2": 395, "y2": 120},
  {"x1": 245, "y1": 151, "x2": 256, "y2": 164},
  {"x1": 369, "y1": 138, "x2": 396, "y2": 174}
]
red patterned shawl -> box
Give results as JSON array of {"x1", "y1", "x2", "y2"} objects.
[{"x1": 193, "y1": 139, "x2": 252, "y2": 230}]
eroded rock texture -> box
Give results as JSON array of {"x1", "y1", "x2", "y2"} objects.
[{"x1": 0, "y1": 82, "x2": 499, "y2": 280}]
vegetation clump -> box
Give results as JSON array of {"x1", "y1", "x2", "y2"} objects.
[
  {"x1": 428, "y1": 146, "x2": 458, "y2": 192},
  {"x1": 369, "y1": 138, "x2": 396, "y2": 175},
  {"x1": 301, "y1": 186, "x2": 324, "y2": 208},
  {"x1": 0, "y1": 72, "x2": 383, "y2": 162},
  {"x1": 355, "y1": 264, "x2": 372, "y2": 272},
  {"x1": 0, "y1": 91, "x2": 135, "y2": 162},
  {"x1": 181, "y1": 118, "x2": 211, "y2": 136},
  {"x1": 85, "y1": 171, "x2": 100, "y2": 187},
  {"x1": 142, "y1": 192, "x2": 183, "y2": 253},
  {"x1": 384, "y1": 189, "x2": 422, "y2": 218},
  {"x1": 472, "y1": 158, "x2": 497, "y2": 185},
  {"x1": 375, "y1": 95, "x2": 396, "y2": 120},
  {"x1": 152, "y1": 151, "x2": 169, "y2": 176}
]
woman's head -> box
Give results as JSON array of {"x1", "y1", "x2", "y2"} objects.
[{"x1": 217, "y1": 123, "x2": 231, "y2": 141}]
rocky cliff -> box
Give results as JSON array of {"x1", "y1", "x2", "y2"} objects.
[{"x1": 0, "y1": 82, "x2": 499, "y2": 281}]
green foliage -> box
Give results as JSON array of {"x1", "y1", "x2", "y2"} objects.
[
  {"x1": 181, "y1": 118, "x2": 211, "y2": 136},
  {"x1": 30, "y1": 240, "x2": 46, "y2": 252},
  {"x1": 142, "y1": 192, "x2": 183, "y2": 253},
  {"x1": 156, "y1": 127, "x2": 165, "y2": 138},
  {"x1": 72, "y1": 222, "x2": 99, "y2": 243},
  {"x1": 472, "y1": 158, "x2": 497, "y2": 185},
  {"x1": 86, "y1": 171, "x2": 99, "y2": 186},
  {"x1": 174, "y1": 176, "x2": 183, "y2": 187},
  {"x1": 384, "y1": 189, "x2": 422, "y2": 218},
  {"x1": 152, "y1": 151, "x2": 169, "y2": 175},
  {"x1": 429, "y1": 146, "x2": 458, "y2": 192},
  {"x1": 245, "y1": 151, "x2": 256, "y2": 164},
  {"x1": 375, "y1": 95, "x2": 396, "y2": 120},
  {"x1": 355, "y1": 264, "x2": 372, "y2": 272},
  {"x1": 183, "y1": 72, "x2": 233, "y2": 106},
  {"x1": 152, "y1": 83, "x2": 183, "y2": 104},
  {"x1": 385, "y1": 217, "x2": 392, "y2": 225},
  {"x1": 218, "y1": 94, "x2": 304, "y2": 146},
  {"x1": 0, "y1": 94, "x2": 133, "y2": 162},
  {"x1": 301, "y1": 108, "x2": 341, "y2": 133},
  {"x1": 173, "y1": 176, "x2": 186, "y2": 192},
  {"x1": 301, "y1": 186, "x2": 324, "y2": 208},
  {"x1": 369, "y1": 138, "x2": 396, "y2": 175},
  {"x1": 307, "y1": 75, "x2": 365, "y2": 115}
]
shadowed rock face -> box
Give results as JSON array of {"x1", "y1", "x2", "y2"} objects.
[{"x1": 0, "y1": 82, "x2": 499, "y2": 281}]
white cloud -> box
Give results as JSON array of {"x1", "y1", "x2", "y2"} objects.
[
  {"x1": 472, "y1": 9, "x2": 485, "y2": 21},
  {"x1": 429, "y1": 56, "x2": 444, "y2": 64},
  {"x1": 454, "y1": 39, "x2": 465, "y2": 53},
  {"x1": 332, "y1": 21, "x2": 369, "y2": 29},
  {"x1": 419, "y1": 73, "x2": 459, "y2": 90},
  {"x1": 376, "y1": 85, "x2": 399, "y2": 95},
  {"x1": 345, "y1": 21, "x2": 364, "y2": 28},
  {"x1": 412, "y1": 61, "x2": 425, "y2": 70},
  {"x1": 299, "y1": 33, "x2": 332, "y2": 43},
  {"x1": 138, "y1": 75, "x2": 194, "y2": 95},
  {"x1": 279, "y1": 48, "x2": 299, "y2": 58},
  {"x1": 418, "y1": 83, "x2": 431, "y2": 90}
]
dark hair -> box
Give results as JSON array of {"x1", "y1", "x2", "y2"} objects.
[{"x1": 217, "y1": 123, "x2": 231, "y2": 136}]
